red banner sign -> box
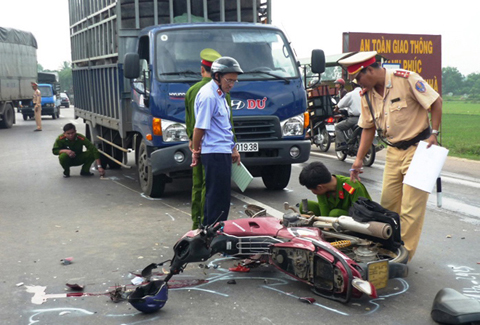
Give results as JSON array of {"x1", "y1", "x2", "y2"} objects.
[{"x1": 343, "y1": 32, "x2": 442, "y2": 94}]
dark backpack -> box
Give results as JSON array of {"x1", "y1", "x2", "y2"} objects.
[{"x1": 349, "y1": 197, "x2": 403, "y2": 250}]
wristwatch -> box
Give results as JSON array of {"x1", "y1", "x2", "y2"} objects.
[{"x1": 432, "y1": 129, "x2": 440, "y2": 136}]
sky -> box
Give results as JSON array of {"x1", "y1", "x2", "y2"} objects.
[{"x1": 0, "y1": 0, "x2": 479, "y2": 76}]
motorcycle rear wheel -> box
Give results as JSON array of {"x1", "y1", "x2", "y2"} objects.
[
  {"x1": 315, "y1": 127, "x2": 331, "y2": 152},
  {"x1": 333, "y1": 241, "x2": 408, "y2": 265}
]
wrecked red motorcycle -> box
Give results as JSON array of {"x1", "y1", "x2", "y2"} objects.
[{"x1": 140, "y1": 200, "x2": 408, "y2": 307}]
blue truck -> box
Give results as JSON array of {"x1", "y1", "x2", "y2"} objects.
[
  {"x1": 19, "y1": 75, "x2": 60, "y2": 120},
  {"x1": 68, "y1": 0, "x2": 324, "y2": 197}
]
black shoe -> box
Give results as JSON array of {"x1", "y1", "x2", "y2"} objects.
[
  {"x1": 80, "y1": 171, "x2": 94, "y2": 177},
  {"x1": 34, "y1": 129, "x2": 42, "y2": 132},
  {"x1": 63, "y1": 171, "x2": 70, "y2": 178}
]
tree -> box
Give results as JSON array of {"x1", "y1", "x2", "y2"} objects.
[
  {"x1": 58, "y1": 61, "x2": 73, "y2": 94},
  {"x1": 466, "y1": 73, "x2": 480, "y2": 99},
  {"x1": 442, "y1": 67, "x2": 464, "y2": 95}
]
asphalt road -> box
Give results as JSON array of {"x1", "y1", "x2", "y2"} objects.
[{"x1": 1, "y1": 108, "x2": 479, "y2": 325}]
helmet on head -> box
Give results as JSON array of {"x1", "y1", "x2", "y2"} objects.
[
  {"x1": 334, "y1": 78, "x2": 345, "y2": 86},
  {"x1": 128, "y1": 280, "x2": 168, "y2": 313},
  {"x1": 211, "y1": 57, "x2": 244, "y2": 76}
]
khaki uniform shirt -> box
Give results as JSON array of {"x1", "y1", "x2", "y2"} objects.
[
  {"x1": 358, "y1": 69, "x2": 439, "y2": 143},
  {"x1": 33, "y1": 89, "x2": 42, "y2": 108}
]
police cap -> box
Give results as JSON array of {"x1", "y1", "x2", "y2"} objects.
[
  {"x1": 338, "y1": 51, "x2": 377, "y2": 77},
  {"x1": 200, "y1": 48, "x2": 221, "y2": 67}
]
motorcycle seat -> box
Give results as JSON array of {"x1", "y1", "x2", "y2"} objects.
[{"x1": 431, "y1": 288, "x2": 480, "y2": 324}]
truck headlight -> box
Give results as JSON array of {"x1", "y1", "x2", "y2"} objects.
[
  {"x1": 280, "y1": 113, "x2": 304, "y2": 136},
  {"x1": 161, "y1": 120, "x2": 188, "y2": 142}
]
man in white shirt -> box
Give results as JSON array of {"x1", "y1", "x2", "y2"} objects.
[{"x1": 335, "y1": 84, "x2": 362, "y2": 150}]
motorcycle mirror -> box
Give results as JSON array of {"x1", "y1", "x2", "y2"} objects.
[
  {"x1": 352, "y1": 278, "x2": 377, "y2": 298},
  {"x1": 141, "y1": 263, "x2": 158, "y2": 279}
]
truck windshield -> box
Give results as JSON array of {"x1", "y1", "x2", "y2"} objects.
[
  {"x1": 38, "y1": 86, "x2": 53, "y2": 97},
  {"x1": 156, "y1": 27, "x2": 298, "y2": 82}
]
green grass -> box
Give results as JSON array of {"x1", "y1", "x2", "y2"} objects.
[{"x1": 441, "y1": 101, "x2": 480, "y2": 160}]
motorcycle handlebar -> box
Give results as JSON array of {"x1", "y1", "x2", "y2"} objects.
[{"x1": 207, "y1": 222, "x2": 224, "y2": 238}]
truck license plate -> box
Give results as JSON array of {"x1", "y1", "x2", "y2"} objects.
[
  {"x1": 326, "y1": 124, "x2": 335, "y2": 132},
  {"x1": 367, "y1": 260, "x2": 389, "y2": 289},
  {"x1": 236, "y1": 142, "x2": 259, "y2": 152}
]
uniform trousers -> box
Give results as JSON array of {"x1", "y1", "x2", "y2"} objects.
[
  {"x1": 335, "y1": 116, "x2": 358, "y2": 144},
  {"x1": 202, "y1": 153, "x2": 232, "y2": 226},
  {"x1": 380, "y1": 145, "x2": 429, "y2": 261},
  {"x1": 191, "y1": 163, "x2": 206, "y2": 229},
  {"x1": 34, "y1": 106, "x2": 42, "y2": 130},
  {"x1": 58, "y1": 151, "x2": 96, "y2": 175}
]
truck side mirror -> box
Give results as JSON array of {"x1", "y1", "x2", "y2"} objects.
[
  {"x1": 311, "y1": 49, "x2": 325, "y2": 74},
  {"x1": 124, "y1": 53, "x2": 140, "y2": 79}
]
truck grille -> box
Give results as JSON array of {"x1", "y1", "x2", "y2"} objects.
[{"x1": 233, "y1": 116, "x2": 281, "y2": 141}]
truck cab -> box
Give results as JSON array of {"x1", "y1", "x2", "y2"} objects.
[
  {"x1": 125, "y1": 23, "x2": 324, "y2": 196},
  {"x1": 19, "y1": 83, "x2": 59, "y2": 120}
]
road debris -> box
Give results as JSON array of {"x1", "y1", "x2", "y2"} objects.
[{"x1": 60, "y1": 257, "x2": 73, "y2": 265}]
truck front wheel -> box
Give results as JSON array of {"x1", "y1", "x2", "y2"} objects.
[
  {"x1": 261, "y1": 164, "x2": 291, "y2": 190},
  {"x1": 137, "y1": 140, "x2": 166, "y2": 198},
  {"x1": 0, "y1": 103, "x2": 14, "y2": 128}
]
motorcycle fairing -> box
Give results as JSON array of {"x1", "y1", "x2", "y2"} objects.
[
  {"x1": 221, "y1": 217, "x2": 284, "y2": 237},
  {"x1": 269, "y1": 237, "x2": 363, "y2": 302}
]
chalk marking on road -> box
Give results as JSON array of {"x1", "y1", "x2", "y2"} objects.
[
  {"x1": 107, "y1": 178, "x2": 191, "y2": 217},
  {"x1": 29, "y1": 308, "x2": 95, "y2": 325}
]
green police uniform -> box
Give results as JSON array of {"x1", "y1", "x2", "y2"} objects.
[
  {"x1": 301, "y1": 175, "x2": 371, "y2": 217},
  {"x1": 185, "y1": 48, "x2": 238, "y2": 229},
  {"x1": 52, "y1": 133, "x2": 100, "y2": 176}
]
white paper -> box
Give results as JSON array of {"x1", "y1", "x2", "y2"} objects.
[
  {"x1": 403, "y1": 141, "x2": 449, "y2": 193},
  {"x1": 231, "y1": 162, "x2": 253, "y2": 192}
]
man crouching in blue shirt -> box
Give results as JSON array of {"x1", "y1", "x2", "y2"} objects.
[{"x1": 191, "y1": 57, "x2": 242, "y2": 226}]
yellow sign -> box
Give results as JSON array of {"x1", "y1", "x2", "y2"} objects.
[{"x1": 367, "y1": 260, "x2": 389, "y2": 289}]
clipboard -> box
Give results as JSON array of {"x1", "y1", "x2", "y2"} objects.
[
  {"x1": 231, "y1": 162, "x2": 253, "y2": 192},
  {"x1": 403, "y1": 141, "x2": 449, "y2": 193}
]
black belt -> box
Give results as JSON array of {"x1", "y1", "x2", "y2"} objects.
[{"x1": 391, "y1": 128, "x2": 431, "y2": 150}]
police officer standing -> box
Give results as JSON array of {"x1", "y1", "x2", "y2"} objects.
[
  {"x1": 338, "y1": 51, "x2": 442, "y2": 261},
  {"x1": 31, "y1": 82, "x2": 42, "y2": 131},
  {"x1": 52, "y1": 123, "x2": 105, "y2": 178},
  {"x1": 191, "y1": 57, "x2": 242, "y2": 226},
  {"x1": 185, "y1": 48, "x2": 233, "y2": 229}
]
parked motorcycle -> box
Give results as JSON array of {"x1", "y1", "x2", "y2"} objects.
[
  {"x1": 306, "y1": 87, "x2": 337, "y2": 152},
  {"x1": 141, "y1": 204, "x2": 408, "y2": 304},
  {"x1": 334, "y1": 113, "x2": 383, "y2": 167}
]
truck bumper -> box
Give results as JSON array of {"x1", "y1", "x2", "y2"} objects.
[
  {"x1": 150, "y1": 140, "x2": 311, "y2": 176},
  {"x1": 18, "y1": 107, "x2": 56, "y2": 115}
]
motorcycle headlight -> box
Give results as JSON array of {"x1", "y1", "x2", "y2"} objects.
[
  {"x1": 280, "y1": 113, "x2": 305, "y2": 137},
  {"x1": 161, "y1": 120, "x2": 188, "y2": 142}
]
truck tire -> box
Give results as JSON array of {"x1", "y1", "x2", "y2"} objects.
[
  {"x1": 261, "y1": 164, "x2": 291, "y2": 190},
  {"x1": 137, "y1": 140, "x2": 166, "y2": 198},
  {"x1": 0, "y1": 103, "x2": 14, "y2": 129}
]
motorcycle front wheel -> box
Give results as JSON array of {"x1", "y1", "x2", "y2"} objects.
[
  {"x1": 363, "y1": 145, "x2": 376, "y2": 167},
  {"x1": 336, "y1": 149, "x2": 347, "y2": 161}
]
